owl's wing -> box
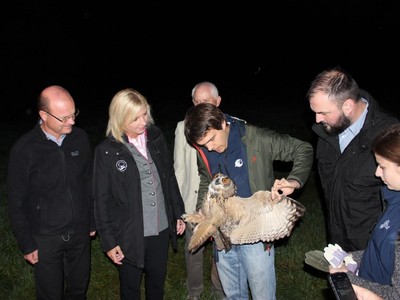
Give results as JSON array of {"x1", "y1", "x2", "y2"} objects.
[
  {"x1": 225, "y1": 191, "x2": 306, "y2": 245},
  {"x1": 187, "y1": 220, "x2": 218, "y2": 253}
]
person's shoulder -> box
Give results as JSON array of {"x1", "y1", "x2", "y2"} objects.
[
  {"x1": 10, "y1": 125, "x2": 40, "y2": 151},
  {"x1": 94, "y1": 136, "x2": 120, "y2": 154},
  {"x1": 69, "y1": 127, "x2": 91, "y2": 146},
  {"x1": 176, "y1": 120, "x2": 184, "y2": 127},
  {"x1": 147, "y1": 125, "x2": 165, "y2": 140},
  {"x1": 231, "y1": 116, "x2": 247, "y2": 124}
]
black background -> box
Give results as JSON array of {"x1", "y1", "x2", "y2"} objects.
[{"x1": 1, "y1": 0, "x2": 399, "y2": 126}]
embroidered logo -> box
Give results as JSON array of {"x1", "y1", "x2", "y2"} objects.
[
  {"x1": 71, "y1": 151, "x2": 79, "y2": 156},
  {"x1": 116, "y1": 160, "x2": 128, "y2": 172},
  {"x1": 234, "y1": 159, "x2": 243, "y2": 168},
  {"x1": 380, "y1": 220, "x2": 390, "y2": 230}
]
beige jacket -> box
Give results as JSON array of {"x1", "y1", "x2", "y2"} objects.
[{"x1": 173, "y1": 120, "x2": 201, "y2": 214}]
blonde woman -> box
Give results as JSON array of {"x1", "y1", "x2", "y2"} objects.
[{"x1": 93, "y1": 88, "x2": 186, "y2": 299}]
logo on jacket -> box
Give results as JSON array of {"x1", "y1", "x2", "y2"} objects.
[
  {"x1": 71, "y1": 151, "x2": 79, "y2": 156},
  {"x1": 235, "y1": 159, "x2": 243, "y2": 168},
  {"x1": 380, "y1": 220, "x2": 390, "y2": 230},
  {"x1": 116, "y1": 160, "x2": 127, "y2": 172}
]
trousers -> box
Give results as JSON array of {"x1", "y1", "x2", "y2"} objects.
[
  {"x1": 33, "y1": 232, "x2": 91, "y2": 300},
  {"x1": 118, "y1": 228, "x2": 169, "y2": 300},
  {"x1": 216, "y1": 242, "x2": 276, "y2": 300}
]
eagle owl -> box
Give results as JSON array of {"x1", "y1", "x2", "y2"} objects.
[{"x1": 182, "y1": 173, "x2": 306, "y2": 253}]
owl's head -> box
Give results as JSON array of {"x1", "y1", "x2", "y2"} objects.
[{"x1": 208, "y1": 173, "x2": 237, "y2": 199}]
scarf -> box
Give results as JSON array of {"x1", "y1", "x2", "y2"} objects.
[{"x1": 204, "y1": 114, "x2": 252, "y2": 197}]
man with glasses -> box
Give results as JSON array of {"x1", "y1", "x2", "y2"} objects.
[{"x1": 7, "y1": 85, "x2": 95, "y2": 299}]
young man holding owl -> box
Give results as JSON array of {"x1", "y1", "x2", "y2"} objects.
[{"x1": 184, "y1": 103, "x2": 314, "y2": 300}]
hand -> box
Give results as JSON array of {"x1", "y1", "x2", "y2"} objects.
[
  {"x1": 329, "y1": 265, "x2": 348, "y2": 274},
  {"x1": 344, "y1": 255, "x2": 358, "y2": 274},
  {"x1": 24, "y1": 249, "x2": 39, "y2": 265},
  {"x1": 107, "y1": 246, "x2": 125, "y2": 265},
  {"x1": 324, "y1": 243, "x2": 348, "y2": 268},
  {"x1": 176, "y1": 219, "x2": 186, "y2": 235},
  {"x1": 89, "y1": 231, "x2": 96, "y2": 237},
  {"x1": 271, "y1": 178, "x2": 300, "y2": 199},
  {"x1": 352, "y1": 284, "x2": 383, "y2": 300}
]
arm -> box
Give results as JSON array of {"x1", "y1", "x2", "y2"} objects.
[
  {"x1": 352, "y1": 285, "x2": 383, "y2": 300},
  {"x1": 7, "y1": 144, "x2": 37, "y2": 255},
  {"x1": 346, "y1": 243, "x2": 400, "y2": 300},
  {"x1": 269, "y1": 130, "x2": 314, "y2": 188},
  {"x1": 173, "y1": 121, "x2": 201, "y2": 214},
  {"x1": 159, "y1": 130, "x2": 186, "y2": 222},
  {"x1": 196, "y1": 152, "x2": 212, "y2": 211},
  {"x1": 173, "y1": 121, "x2": 186, "y2": 196},
  {"x1": 92, "y1": 146, "x2": 118, "y2": 252}
]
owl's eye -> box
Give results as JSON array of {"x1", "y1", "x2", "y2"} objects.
[{"x1": 222, "y1": 177, "x2": 229, "y2": 185}]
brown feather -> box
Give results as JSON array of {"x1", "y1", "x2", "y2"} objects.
[{"x1": 182, "y1": 173, "x2": 306, "y2": 253}]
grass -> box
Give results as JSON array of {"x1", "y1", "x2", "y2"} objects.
[{"x1": 0, "y1": 107, "x2": 335, "y2": 299}]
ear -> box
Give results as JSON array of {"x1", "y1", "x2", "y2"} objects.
[
  {"x1": 342, "y1": 99, "x2": 354, "y2": 115},
  {"x1": 221, "y1": 120, "x2": 227, "y2": 129},
  {"x1": 216, "y1": 96, "x2": 222, "y2": 107},
  {"x1": 38, "y1": 110, "x2": 47, "y2": 121}
]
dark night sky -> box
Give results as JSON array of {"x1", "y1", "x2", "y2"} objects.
[{"x1": 1, "y1": 0, "x2": 400, "y2": 126}]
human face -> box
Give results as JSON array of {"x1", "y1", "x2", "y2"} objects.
[
  {"x1": 375, "y1": 154, "x2": 400, "y2": 191},
  {"x1": 192, "y1": 86, "x2": 221, "y2": 106},
  {"x1": 196, "y1": 122, "x2": 229, "y2": 153},
  {"x1": 309, "y1": 91, "x2": 350, "y2": 135},
  {"x1": 125, "y1": 106, "x2": 148, "y2": 138},
  {"x1": 40, "y1": 99, "x2": 77, "y2": 139}
]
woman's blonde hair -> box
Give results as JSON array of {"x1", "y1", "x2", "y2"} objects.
[{"x1": 106, "y1": 88, "x2": 154, "y2": 143}]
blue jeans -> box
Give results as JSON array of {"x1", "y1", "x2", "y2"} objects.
[{"x1": 216, "y1": 242, "x2": 276, "y2": 300}]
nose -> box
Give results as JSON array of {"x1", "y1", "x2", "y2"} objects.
[
  {"x1": 66, "y1": 117, "x2": 75, "y2": 125},
  {"x1": 205, "y1": 144, "x2": 214, "y2": 151},
  {"x1": 375, "y1": 166, "x2": 382, "y2": 177},
  {"x1": 315, "y1": 114, "x2": 323, "y2": 123}
]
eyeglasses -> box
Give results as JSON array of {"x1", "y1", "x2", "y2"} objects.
[{"x1": 43, "y1": 109, "x2": 80, "y2": 123}]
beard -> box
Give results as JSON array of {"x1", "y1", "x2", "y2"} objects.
[{"x1": 322, "y1": 113, "x2": 351, "y2": 136}]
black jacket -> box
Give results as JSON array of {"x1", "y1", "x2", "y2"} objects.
[
  {"x1": 312, "y1": 90, "x2": 398, "y2": 251},
  {"x1": 7, "y1": 122, "x2": 94, "y2": 255},
  {"x1": 93, "y1": 125, "x2": 184, "y2": 268}
]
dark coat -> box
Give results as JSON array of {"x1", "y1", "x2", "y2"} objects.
[
  {"x1": 93, "y1": 125, "x2": 184, "y2": 268},
  {"x1": 7, "y1": 122, "x2": 94, "y2": 255},
  {"x1": 312, "y1": 89, "x2": 399, "y2": 251}
]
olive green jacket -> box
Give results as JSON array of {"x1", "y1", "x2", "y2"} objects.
[{"x1": 196, "y1": 122, "x2": 314, "y2": 209}]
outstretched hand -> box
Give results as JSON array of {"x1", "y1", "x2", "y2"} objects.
[{"x1": 271, "y1": 178, "x2": 300, "y2": 200}]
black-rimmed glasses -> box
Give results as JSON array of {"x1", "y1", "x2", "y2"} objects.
[{"x1": 43, "y1": 109, "x2": 80, "y2": 123}]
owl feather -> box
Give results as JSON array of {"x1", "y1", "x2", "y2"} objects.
[{"x1": 182, "y1": 173, "x2": 306, "y2": 252}]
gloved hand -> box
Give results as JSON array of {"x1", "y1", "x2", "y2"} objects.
[
  {"x1": 323, "y1": 243, "x2": 348, "y2": 268},
  {"x1": 344, "y1": 255, "x2": 358, "y2": 274}
]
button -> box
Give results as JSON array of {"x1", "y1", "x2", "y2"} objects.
[
  {"x1": 148, "y1": 181, "x2": 153, "y2": 184},
  {"x1": 151, "y1": 202, "x2": 156, "y2": 206}
]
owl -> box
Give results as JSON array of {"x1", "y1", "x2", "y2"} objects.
[{"x1": 182, "y1": 173, "x2": 306, "y2": 253}]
